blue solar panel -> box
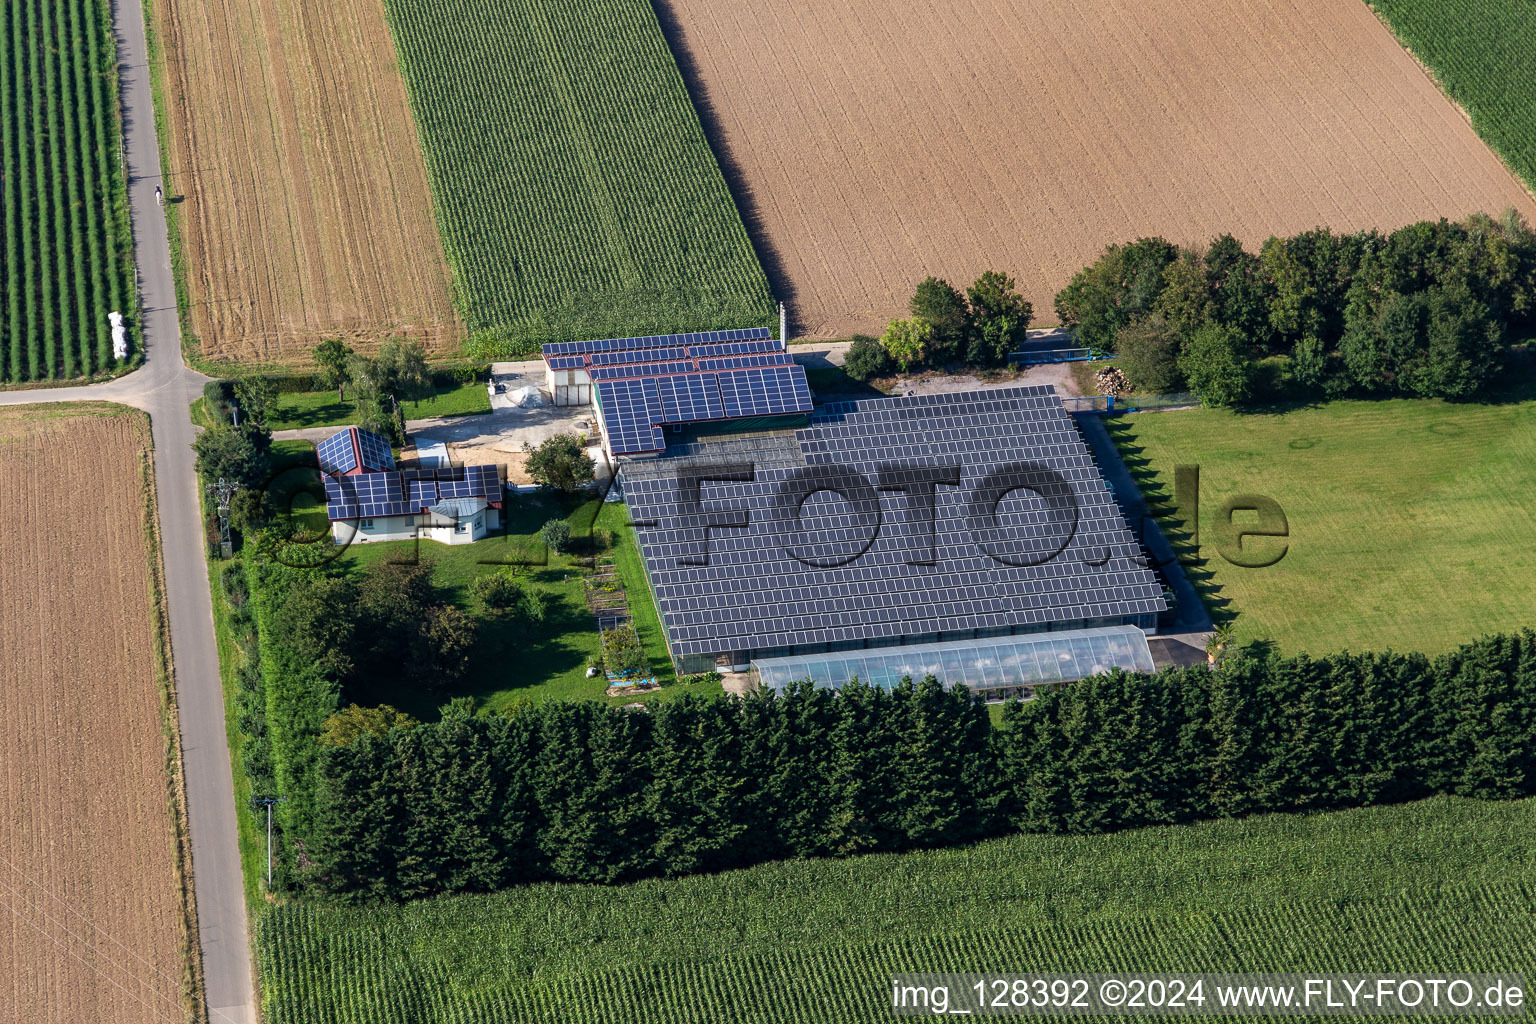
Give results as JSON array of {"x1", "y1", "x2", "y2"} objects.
[
  {"x1": 589, "y1": 361, "x2": 697, "y2": 381},
  {"x1": 316, "y1": 432, "x2": 357, "y2": 475},
  {"x1": 717, "y1": 366, "x2": 814, "y2": 418},
  {"x1": 591, "y1": 347, "x2": 689, "y2": 366},
  {"x1": 697, "y1": 352, "x2": 794, "y2": 371},
  {"x1": 597, "y1": 379, "x2": 666, "y2": 454},
  {"x1": 688, "y1": 339, "x2": 782, "y2": 358},
  {"x1": 548, "y1": 354, "x2": 585, "y2": 370},
  {"x1": 326, "y1": 465, "x2": 501, "y2": 521},
  {"x1": 542, "y1": 327, "x2": 772, "y2": 359},
  {"x1": 355, "y1": 429, "x2": 395, "y2": 472},
  {"x1": 654, "y1": 373, "x2": 724, "y2": 424}
]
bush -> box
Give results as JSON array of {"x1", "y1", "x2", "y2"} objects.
[
  {"x1": 525, "y1": 434, "x2": 595, "y2": 493},
  {"x1": 843, "y1": 334, "x2": 892, "y2": 381},
  {"x1": 879, "y1": 317, "x2": 933, "y2": 372},
  {"x1": 1179, "y1": 322, "x2": 1254, "y2": 407},
  {"x1": 1114, "y1": 315, "x2": 1186, "y2": 393},
  {"x1": 910, "y1": 277, "x2": 970, "y2": 363},
  {"x1": 540, "y1": 518, "x2": 573, "y2": 553},
  {"x1": 472, "y1": 570, "x2": 525, "y2": 611}
]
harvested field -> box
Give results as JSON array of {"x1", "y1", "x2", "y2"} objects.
[
  {"x1": 153, "y1": 0, "x2": 460, "y2": 365},
  {"x1": 658, "y1": 0, "x2": 1536, "y2": 338},
  {"x1": 0, "y1": 406, "x2": 191, "y2": 1023}
]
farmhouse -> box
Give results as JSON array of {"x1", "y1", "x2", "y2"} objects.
[
  {"x1": 618, "y1": 385, "x2": 1169, "y2": 699},
  {"x1": 542, "y1": 327, "x2": 813, "y2": 458},
  {"x1": 319, "y1": 426, "x2": 504, "y2": 545}
]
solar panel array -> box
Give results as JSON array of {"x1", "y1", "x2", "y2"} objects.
[
  {"x1": 316, "y1": 427, "x2": 396, "y2": 475},
  {"x1": 622, "y1": 386, "x2": 1167, "y2": 658},
  {"x1": 543, "y1": 327, "x2": 771, "y2": 357},
  {"x1": 540, "y1": 329, "x2": 810, "y2": 455},
  {"x1": 324, "y1": 464, "x2": 502, "y2": 521}
]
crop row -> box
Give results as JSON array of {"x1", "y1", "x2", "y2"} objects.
[
  {"x1": 1369, "y1": 0, "x2": 1536, "y2": 192},
  {"x1": 0, "y1": 0, "x2": 136, "y2": 383},
  {"x1": 381, "y1": 0, "x2": 775, "y2": 354},
  {"x1": 254, "y1": 797, "x2": 1536, "y2": 1023}
]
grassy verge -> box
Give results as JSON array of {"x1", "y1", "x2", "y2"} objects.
[
  {"x1": 266, "y1": 381, "x2": 490, "y2": 431},
  {"x1": 256, "y1": 794, "x2": 1536, "y2": 1023},
  {"x1": 1107, "y1": 395, "x2": 1536, "y2": 654},
  {"x1": 129, "y1": 405, "x2": 205, "y2": 1021}
]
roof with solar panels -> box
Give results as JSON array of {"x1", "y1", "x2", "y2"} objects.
[
  {"x1": 620, "y1": 386, "x2": 1167, "y2": 660},
  {"x1": 541, "y1": 327, "x2": 813, "y2": 456},
  {"x1": 318, "y1": 426, "x2": 502, "y2": 523}
]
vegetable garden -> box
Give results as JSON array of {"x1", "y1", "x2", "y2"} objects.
[
  {"x1": 380, "y1": 0, "x2": 776, "y2": 355},
  {"x1": 1, "y1": 0, "x2": 136, "y2": 382}
]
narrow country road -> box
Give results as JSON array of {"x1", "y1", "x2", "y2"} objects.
[{"x1": 0, "y1": 1, "x2": 255, "y2": 1021}]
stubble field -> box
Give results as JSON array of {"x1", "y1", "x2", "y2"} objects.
[
  {"x1": 152, "y1": 0, "x2": 460, "y2": 366},
  {"x1": 659, "y1": 0, "x2": 1536, "y2": 338},
  {"x1": 0, "y1": 406, "x2": 191, "y2": 1023}
]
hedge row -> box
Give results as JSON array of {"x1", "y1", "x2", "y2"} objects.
[{"x1": 301, "y1": 632, "x2": 1536, "y2": 901}]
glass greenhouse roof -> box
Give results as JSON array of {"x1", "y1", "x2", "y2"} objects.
[{"x1": 751, "y1": 625, "x2": 1156, "y2": 692}]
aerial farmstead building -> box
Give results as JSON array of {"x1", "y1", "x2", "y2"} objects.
[
  {"x1": 618, "y1": 386, "x2": 1168, "y2": 700},
  {"x1": 318, "y1": 427, "x2": 504, "y2": 545},
  {"x1": 541, "y1": 327, "x2": 814, "y2": 458}
]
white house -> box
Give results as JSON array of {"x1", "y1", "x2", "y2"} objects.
[{"x1": 319, "y1": 427, "x2": 503, "y2": 546}]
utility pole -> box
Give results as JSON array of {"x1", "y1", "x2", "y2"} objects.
[
  {"x1": 253, "y1": 796, "x2": 285, "y2": 889},
  {"x1": 206, "y1": 477, "x2": 237, "y2": 558}
]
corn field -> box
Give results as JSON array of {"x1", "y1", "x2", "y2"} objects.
[
  {"x1": 381, "y1": 0, "x2": 776, "y2": 355},
  {"x1": 0, "y1": 0, "x2": 136, "y2": 383},
  {"x1": 1369, "y1": 0, "x2": 1536, "y2": 193},
  {"x1": 257, "y1": 796, "x2": 1536, "y2": 1023}
]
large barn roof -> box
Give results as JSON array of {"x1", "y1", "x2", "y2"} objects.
[{"x1": 621, "y1": 386, "x2": 1166, "y2": 658}]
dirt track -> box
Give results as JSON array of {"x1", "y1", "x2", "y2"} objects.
[
  {"x1": 155, "y1": 0, "x2": 460, "y2": 365},
  {"x1": 660, "y1": 0, "x2": 1536, "y2": 338},
  {"x1": 0, "y1": 408, "x2": 189, "y2": 1023}
]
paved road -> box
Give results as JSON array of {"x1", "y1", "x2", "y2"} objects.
[{"x1": 0, "y1": 1, "x2": 255, "y2": 1021}]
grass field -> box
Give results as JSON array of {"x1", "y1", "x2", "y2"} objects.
[
  {"x1": 1370, "y1": 0, "x2": 1536, "y2": 191},
  {"x1": 380, "y1": 0, "x2": 775, "y2": 353},
  {"x1": 150, "y1": 0, "x2": 459, "y2": 366},
  {"x1": 1, "y1": 0, "x2": 136, "y2": 382},
  {"x1": 1110, "y1": 396, "x2": 1536, "y2": 655},
  {"x1": 328, "y1": 494, "x2": 704, "y2": 717},
  {"x1": 266, "y1": 380, "x2": 491, "y2": 431},
  {"x1": 255, "y1": 794, "x2": 1536, "y2": 1023},
  {"x1": 0, "y1": 405, "x2": 192, "y2": 1022}
]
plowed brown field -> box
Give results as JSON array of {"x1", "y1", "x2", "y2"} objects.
[
  {"x1": 660, "y1": 0, "x2": 1536, "y2": 338},
  {"x1": 0, "y1": 407, "x2": 191, "y2": 1024},
  {"x1": 155, "y1": 0, "x2": 460, "y2": 365}
]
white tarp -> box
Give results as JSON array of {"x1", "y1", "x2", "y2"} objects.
[
  {"x1": 510, "y1": 385, "x2": 545, "y2": 408},
  {"x1": 109, "y1": 311, "x2": 128, "y2": 360}
]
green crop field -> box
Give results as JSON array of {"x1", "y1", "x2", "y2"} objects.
[
  {"x1": 1370, "y1": 0, "x2": 1536, "y2": 192},
  {"x1": 1, "y1": 0, "x2": 136, "y2": 383},
  {"x1": 1110, "y1": 396, "x2": 1536, "y2": 655},
  {"x1": 380, "y1": 0, "x2": 776, "y2": 354},
  {"x1": 256, "y1": 795, "x2": 1536, "y2": 1023}
]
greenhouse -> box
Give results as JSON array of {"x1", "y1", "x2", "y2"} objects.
[{"x1": 750, "y1": 624, "x2": 1157, "y2": 701}]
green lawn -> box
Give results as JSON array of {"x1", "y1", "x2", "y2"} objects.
[
  {"x1": 1110, "y1": 396, "x2": 1536, "y2": 655},
  {"x1": 1369, "y1": 0, "x2": 1536, "y2": 191},
  {"x1": 266, "y1": 381, "x2": 490, "y2": 431},
  {"x1": 331, "y1": 492, "x2": 712, "y2": 717},
  {"x1": 256, "y1": 794, "x2": 1536, "y2": 1023}
]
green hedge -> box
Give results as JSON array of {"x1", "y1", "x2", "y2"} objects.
[{"x1": 301, "y1": 632, "x2": 1535, "y2": 900}]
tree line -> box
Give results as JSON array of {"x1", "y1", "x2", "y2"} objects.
[
  {"x1": 1057, "y1": 211, "x2": 1536, "y2": 405},
  {"x1": 847, "y1": 271, "x2": 1036, "y2": 380},
  {"x1": 296, "y1": 631, "x2": 1536, "y2": 901}
]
